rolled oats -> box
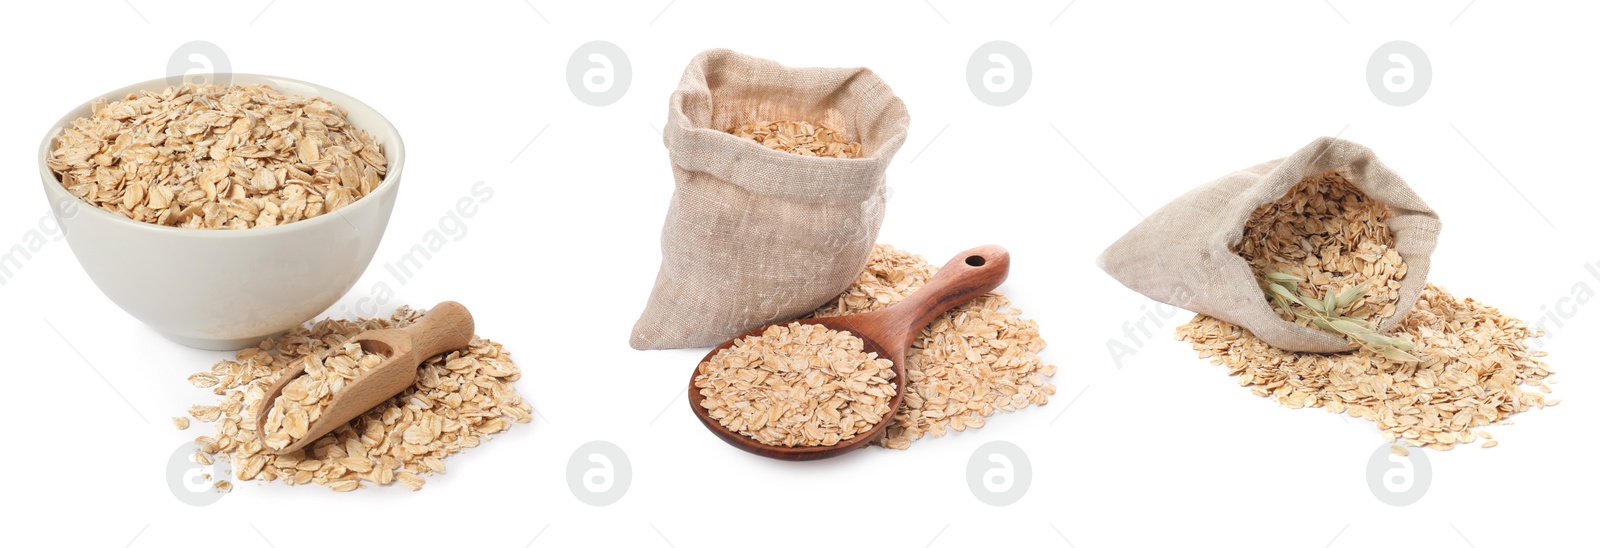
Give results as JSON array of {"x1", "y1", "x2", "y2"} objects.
[
  {"x1": 811, "y1": 244, "x2": 1058, "y2": 450},
  {"x1": 695, "y1": 323, "x2": 896, "y2": 448},
  {"x1": 729, "y1": 120, "x2": 862, "y2": 158},
  {"x1": 184, "y1": 306, "x2": 531, "y2": 492},
  {"x1": 1240, "y1": 170, "x2": 1404, "y2": 327},
  {"x1": 1178, "y1": 284, "x2": 1556, "y2": 450},
  {"x1": 1099, "y1": 138, "x2": 1442, "y2": 354},
  {"x1": 47, "y1": 83, "x2": 386, "y2": 229},
  {"x1": 259, "y1": 343, "x2": 383, "y2": 451}
]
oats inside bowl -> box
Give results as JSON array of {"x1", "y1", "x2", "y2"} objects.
[{"x1": 46, "y1": 83, "x2": 386, "y2": 229}]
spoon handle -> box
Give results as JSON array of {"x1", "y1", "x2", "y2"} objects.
[
  {"x1": 866, "y1": 245, "x2": 1010, "y2": 352},
  {"x1": 407, "y1": 301, "x2": 476, "y2": 359}
]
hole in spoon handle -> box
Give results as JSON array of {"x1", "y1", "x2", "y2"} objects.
[{"x1": 409, "y1": 301, "x2": 476, "y2": 359}]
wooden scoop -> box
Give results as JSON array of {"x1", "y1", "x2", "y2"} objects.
[
  {"x1": 255, "y1": 301, "x2": 475, "y2": 455},
  {"x1": 688, "y1": 245, "x2": 1011, "y2": 461}
]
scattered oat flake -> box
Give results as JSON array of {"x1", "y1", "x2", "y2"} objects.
[
  {"x1": 1482, "y1": 440, "x2": 1499, "y2": 449},
  {"x1": 1389, "y1": 445, "x2": 1409, "y2": 457},
  {"x1": 188, "y1": 372, "x2": 220, "y2": 389},
  {"x1": 213, "y1": 480, "x2": 233, "y2": 493},
  {"x1": 396, "y1": 472, "x2": 425, "y2": 491},
  {"x1": 172, "y1": 416, "x2": 190, "y2": 430}
]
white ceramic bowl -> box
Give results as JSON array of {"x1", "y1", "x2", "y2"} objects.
[{"x1": 38, "y1": 74, "x2": 404, "y2": 350}]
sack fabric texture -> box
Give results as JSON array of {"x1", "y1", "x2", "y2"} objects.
[
  {"x1": 631, "y1": 49, "x2": 911, "y2": 350},
  {"x1": 1098, "y1": 137, "x2": 1442, "y2": 353}
]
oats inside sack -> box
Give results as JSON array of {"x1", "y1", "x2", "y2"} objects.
[
  {"x1": 729, "y1": 120, "x2": 862, "y2": 158},
  {"x1": 695, "y1": 323, "x2": 896, "y2": 448},
  {"x1": 810, "y1": 244, "x2": 1058, "y2": 450},
  {"x1": 185, "y1": 307, "x2": 532, "y2": 492},
  {"x1": 1240, "y1": 170, "x2": 1406, "y2": 325},
  {"x1": 47, "y1": 83, "x2": 387, "y2": 229}
]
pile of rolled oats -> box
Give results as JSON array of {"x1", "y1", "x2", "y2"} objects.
[
  {"x1": 260, "y1": 343, "x2": 383, "y2": 452},
  {"x1": 1179, "y1": 284, "x2": 1557, "y2": 450},
  {"x1": 47, "y1": 83, "x2": 386, "y2": 229},
  {"x1": 729, "y1": 120, "x2": 862, "y2": 158},
  {"x1": 1239, "y1": 170, "x2": 1405, "y2": 326},
  {"x1": 1176, "y1": 173, "x2": 1559, "y2": 450},
  {"x1": 695, "y1": 323, "x2": 896, "y2": 447},
  {"x1": 183, "y1": 307, "x2": 531, "y2": 491},
  {"x1": 811, "y1": 244, "x2": 1058, "y2": 450}
]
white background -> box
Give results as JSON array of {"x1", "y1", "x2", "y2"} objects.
[{"x1": 2, "y1": 1, "x2": 1595, "y2": 546}]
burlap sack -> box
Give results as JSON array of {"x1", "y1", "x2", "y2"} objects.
[
  {"x1": 1099, "y1": 137, "x2": 1442, "y2": 353},
  {"x1": 630, "y1": 49, "x2": 911, "y2": 350}
]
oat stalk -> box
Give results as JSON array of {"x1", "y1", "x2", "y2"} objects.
[{"x1": 1262, "y1": 271, "x2": 1420, "y2": 362}]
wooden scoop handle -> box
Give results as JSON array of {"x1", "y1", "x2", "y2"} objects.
[
  {"x1": 857, "y1": 245, "x2": 1010, "y2": 354},
  {"x1": 403, "y1": 301, "x2": 475, "y2": 359}
]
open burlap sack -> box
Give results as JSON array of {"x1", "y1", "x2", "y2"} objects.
[
  {"x1": 630, "y1": 49, "x2": 910, "y2": 350},
  {"x1": 1099, "y1": 137, "x2": 1442, "y2": 353}
]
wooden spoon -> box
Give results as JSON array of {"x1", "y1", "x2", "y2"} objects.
[
  {"x1": 688, "y1": 245, "x2": 1011, "y2": 461},
  {"x1": 255, "y1": 301, "x2": 475, "y2": 455}
]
